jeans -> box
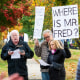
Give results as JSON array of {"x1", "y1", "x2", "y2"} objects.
[{"x1": 41, "y1": 72, "x2": 49, "y2": 80}]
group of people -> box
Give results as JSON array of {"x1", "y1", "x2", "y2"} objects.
[
  {"x1": 34, "y1": 29, "x2": 71, "y2": 80},
  {"x1": 0, "y1": 29, "x2": 79, "y2": 80}
]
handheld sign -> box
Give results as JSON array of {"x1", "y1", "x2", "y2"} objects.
[
  {"x1": 33, "y1": 6, "x2": 45, "y2": 39},
  {"x1": 52, "y1": 5, "x2": 79, "y2": 40},
  {"x1": 24, "y1": 33, "x2": 28, "y2": 42}
]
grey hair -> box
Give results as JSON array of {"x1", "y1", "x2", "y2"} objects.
[
  {"x1": 43, "y1": 29, "x2": 52, "y2": 35},
  {"x1": 10, "y1": 30, "x2": 19, "y2": 37}
]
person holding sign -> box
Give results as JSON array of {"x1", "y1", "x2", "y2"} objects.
[
  {"x1": 1, "y1": 30, "x2": 34, "y2": 80},
  {"x1": 34, "y1": 29, "x2": 53, "y2": 80},
  {"x1": 47, "y1": 40, "x2": 71, "y2": 80}
]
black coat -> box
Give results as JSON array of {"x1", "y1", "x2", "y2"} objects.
[
  {"x1": 47, "y1": 42, "x2": 71, "y2": 80},
  {"x1": 1, "y1": 39, "x2": 34, "y2": 79}
]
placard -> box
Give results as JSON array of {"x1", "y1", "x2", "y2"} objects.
[
  {"x1": 24, "y1": 33, "x2": 28, "y2": 42},
  {"x1": 52, "y1": 5, "x2": 79, "y2": 40},
  {"x1": 33, "y1": 6, "x2": 45, "y2": 39}
]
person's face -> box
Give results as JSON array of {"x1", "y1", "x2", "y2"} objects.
[
  {"x1": 43, "y1": 33, "x2": 52, "y2": 42},
  {"x1": 50, "y1": 41, "x2": 56, "y2": 50},
  {"x1": 20, "y1": 33, "x2": 23, "y2": 37},
  {"x1": 11, "y1": 32, "x2": 19, "y2": 45}
]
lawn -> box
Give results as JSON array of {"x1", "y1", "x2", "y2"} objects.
[
  {"x1": 0, "y1": 50, "x2": 8, "y2": 76},
  {"x1": 0, "y1": 49, "x2": 80, "y2": 80},
  {"x1": 65, "y1": 49, "x2": 80, "y2": 80}
]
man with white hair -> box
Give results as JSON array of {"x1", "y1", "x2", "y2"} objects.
[
  {"x1": 1, "y1": 30, "x2": 34, "y2": 80},
  {"x1": 34, "y1": 29, "x2": 53, "y2": 80}
]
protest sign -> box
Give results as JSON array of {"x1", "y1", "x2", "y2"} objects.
[
  {"x1": 52, "y1": 5, "x2": 79, "y2": 40},
  {"x1": 33, "y1": 6, "x2": 45, "y2": 39},
  {"x1": 24, "y1": 33, "x2": 28, "y2": 42}
]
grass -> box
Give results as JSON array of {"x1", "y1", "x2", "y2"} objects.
[
  {"x1": 33, "y1": 49, "x2": 80, "y2": 80},
  {"x1": 0, "y1": 50, "x2": 8, "y2": 76},
  {"x1": 65, "y1": 49, "x2": 80, "y2": 80},
  {"x1": 0, "y1": 48, "x2": 80, "y2": 80}
]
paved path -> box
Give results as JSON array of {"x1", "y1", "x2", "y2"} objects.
[{"x1": 27, "y1": 58, "x2": 41, "y2": 80}]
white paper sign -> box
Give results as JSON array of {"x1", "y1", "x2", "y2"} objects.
[
  {"x1": 52, "y1": 5, "x2": 79, "y2": 40},
  {"x1": 33, "y1": 6, "x2": 45, "y2": 39},
  {"x1": 24, "y1": 33, "x2": 28, "y2": 42},
  {"x1": 11, "y1": 49, "x2": 20, "y2": 59},
  {"x1": 38, "y1": 59, "x2": 50, "y2": 66}
]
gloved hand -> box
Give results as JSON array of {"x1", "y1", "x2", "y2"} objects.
[
  {"x1": 50, "y1": 62, "x2": 63, "y2": 70},
  {"x1": 64, "y1": 41, "x2": 68, "y2": 48}
]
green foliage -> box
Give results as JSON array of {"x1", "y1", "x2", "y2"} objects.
[
  {"x1": 55, "y1": 0, "x2": 68, "y2": 6},
  {"x1": 43, "y1": 5, "x2": 53, "y2": 30},
  {"x1": 20, "y1": 15, "x2": 34, "y2": 38}
]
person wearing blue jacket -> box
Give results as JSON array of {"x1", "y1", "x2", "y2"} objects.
[{"x1": 1, "y1": 30, "x2": 34, "y2": 80}]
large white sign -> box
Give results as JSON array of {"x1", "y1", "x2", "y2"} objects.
[
  {"x1": 33, "y1": 6, "x2": 45, "y2": 39},
  {"x1": 52, "y1": 5, "x2": 79, "y2": 40}
]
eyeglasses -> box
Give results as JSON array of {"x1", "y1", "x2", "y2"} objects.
[{"x1": 44, "y1": 36, "x2": 50, "y2": 40}]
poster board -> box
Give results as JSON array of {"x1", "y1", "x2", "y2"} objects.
[
  {"x1": 52, "y1": 5, "x2": 79, "y2": 40},
  {"x1": 33, "y1": 6, "x2": 45, "y2": 39}
]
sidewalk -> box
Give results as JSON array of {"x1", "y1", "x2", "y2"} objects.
[{"x1": 27, "y1": 58, "x2": 41, "y2": 80}]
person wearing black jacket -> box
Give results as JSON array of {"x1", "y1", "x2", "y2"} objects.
[
  {"x1": 47, "y1": 40, "x2": 71, "y2": 80},
  {"x1": 1, "y1": 30, "x2": 34, "y2": 80}
]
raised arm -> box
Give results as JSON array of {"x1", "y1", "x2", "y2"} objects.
[
  {"x1": 64, "y1": 41, "x2": 71, "y2": 58},
  {"x1": 34, "y1": 39, "x2": 42, "y2": 57},
  {"x1": 1, "y1": 44, "x2": 10, "y2": 60}
]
